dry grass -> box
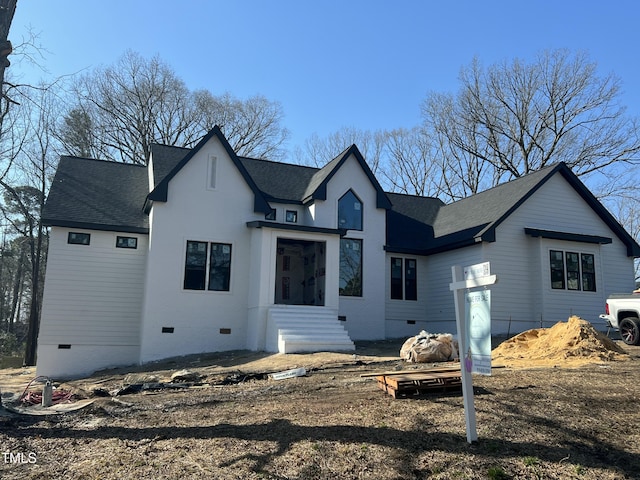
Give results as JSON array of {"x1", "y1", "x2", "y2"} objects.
[{"x1": 1, "y1": 340, "x2": 639, "y2": 480}]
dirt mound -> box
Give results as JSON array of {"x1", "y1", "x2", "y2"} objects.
[{"x1": 492, "y1": 316, "x2": 629, "y2": 368}]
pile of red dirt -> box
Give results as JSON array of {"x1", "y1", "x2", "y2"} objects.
[{"x1": 492, "y1": 316, "x2": 629, "y2": 368}]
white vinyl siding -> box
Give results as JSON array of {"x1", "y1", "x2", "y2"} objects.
[
  {"x1": 422, "y1": 245, "x2": 483, "y2": 332},
  {"x1": 485, "y1": 173, "x2": 633, "y2": 331},
  {"x1": 38, "y1": 227, "x2": 147, "y2": 346}
]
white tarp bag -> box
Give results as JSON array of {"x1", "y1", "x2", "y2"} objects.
[{"x1": 400, "y1": 331, "x2": 459, "y2": 363}]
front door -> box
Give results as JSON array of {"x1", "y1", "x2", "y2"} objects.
[{"x1": 275, "y1": 238, "x2": 326, "y2": 306}]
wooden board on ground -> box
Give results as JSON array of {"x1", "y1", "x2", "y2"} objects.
[
  {"x1": 360, "y1": 362, "x2": 460, "y2": 378},
  {"x1": 376, "y1": 370, "x2": 462, "y2": 399}
]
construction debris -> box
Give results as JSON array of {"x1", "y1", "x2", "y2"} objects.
[
  {"x1": 270, "y1": 367, "x2": 307, "y2": 380},
  {"x1": 400, "y1": 331, "x2": 459, "y2": 363},
  {"x1": 171, "y1": 369, "x2": 201, "y2": 382},
  {"x1": 0, "y1": 375, "x2": 93, "y2": 416},
  {"x1": 376, "y1": 365, "x2": 462, "y2": 398}
]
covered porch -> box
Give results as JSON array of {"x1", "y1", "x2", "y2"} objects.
[{"x1": 245, "y1": 221, "x2": 354, "y2": 353}]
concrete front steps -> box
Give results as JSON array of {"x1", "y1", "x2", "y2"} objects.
[{"x1": 266, "y1": 305, "x2": 355, "y2": 354}]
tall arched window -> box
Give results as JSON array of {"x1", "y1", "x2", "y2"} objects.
[{"x1": 338, "y1": 190, "x2": 363, "y2": 231}]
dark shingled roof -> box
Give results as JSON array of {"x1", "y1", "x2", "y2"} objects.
[
  {"x1": 150, "y1": 144, "x2": 189, "y2": 189},
  {"x1": 426, "y1": 163, "x2": 640, "y2": 256},
  {"x1": 42, "y1": 156, "x2": 149, "y2": 233},
  {"x1": 431, "y1": 165, "x2": 557, "y2": 239},
  {"x1": 42, "y1": 129, "x2": 640, "y2": 257},
  {"x1": 239, "y1": 157, "x2": 318, "y2": 203}
]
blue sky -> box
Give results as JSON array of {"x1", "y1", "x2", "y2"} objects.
[{"x1": 10, "y1": 1, "x2": 640, "y2": 158}]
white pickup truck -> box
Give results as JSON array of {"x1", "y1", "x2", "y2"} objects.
[{"x1": 600, "y1": 293, "x2": 640, "y2": 345}]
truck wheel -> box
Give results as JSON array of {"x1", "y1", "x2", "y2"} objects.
[{"x1": 619, "y1": 317, "x2": 640, "y2": 346}]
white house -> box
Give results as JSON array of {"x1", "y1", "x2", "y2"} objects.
[{"x1": 36, "y1": 126, "x2": 640, "y2": 378}]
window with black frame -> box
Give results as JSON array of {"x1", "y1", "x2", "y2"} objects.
[
  {"x1": 390, "y1": 257, "x2": 417, "y2": 300},
  {"x1": 549, "y1": 249, "x2": 596, "y2": 292},
  {"x1": 184, "y1": 241, "x2": 232, "y2": 291},
  {"x1": 339, "y1": 238, "x2": 362, "y2": 296},
  {"x1": 338, "y1": 190, "x2": 363, "y2": 231}
]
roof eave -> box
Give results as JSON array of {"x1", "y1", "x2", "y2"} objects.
[{"x1": 42, "y1": 218, "x2": 149, "y2": 235}]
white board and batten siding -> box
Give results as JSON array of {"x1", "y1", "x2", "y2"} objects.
[
  {"x1": 485, "y1": 173, "x2": 634, "y2": 332},
  {"x1": 36, "y1": 227, "x2": 147, "y2": 378}
]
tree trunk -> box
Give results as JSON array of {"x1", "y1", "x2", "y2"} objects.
[
  {"x1": 0, "y1": 0, "x2": 16, "y2": 87},
  {"x1": 8, "y1": 242, "x2": 24, "y2": 333},
  {"x1": 24, "y1": 231, "x2": 44, "y2": 366}
]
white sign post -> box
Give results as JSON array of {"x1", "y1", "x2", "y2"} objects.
[{"x1": 450, "y1": 262, "x2": 497, "y2": 443}]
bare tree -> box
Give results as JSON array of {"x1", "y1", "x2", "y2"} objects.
[
  {"x1": 293, "y1": 126, "x2": 386, "y2": 172},
  {"x1": 63, "y1": 51, "x2": 290, "y2": 163},
  {"x1": 0, "y1": 0, "x2": 16, "y2": 136},
  {"x1": 379, "y1": 127, "x2": 442, "y2": 197},
  {"x1": 194, "y1": 91, "x2": 289, "y2": 160},
  {"x1": 422, "y1": 49, "x2": 640, "y2": 189},
  {"x1": 66, "y1": 51, "x2": 199, "y2": 164},
  {"x1": 0, "y1": 83, "x2": 56, "y2": 365}
]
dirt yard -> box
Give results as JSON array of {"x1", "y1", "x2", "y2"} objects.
[{"x1": 1, "y1": 324, "x2": 640, "y2": 480}]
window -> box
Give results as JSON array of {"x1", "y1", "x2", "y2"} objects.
[
  {"x1": 184, "y1": 241, "x2": 232, "y2": 291},
  {"x1": 208, "y1": 243, "x2": 232, "y2": 291},
  {"x1": 566, "y1": 252, "x2": 580, "y2": 290},
  {"x1": 581, "y1": 253, "x2": 596, "y2": 292},
  {"x1": 550, "y1": 250, "x2": 565, "y2": 289},
  {"x1": 405, "y1": 259, "x2": 417, "y2": 300},
  {"x1": 184, "y1": 241, "x2": 207, "y2": 290},
  {"x1": 68, "y1": 232, "x2": 90, "y2": 245},
  {"x1": 391, "y1": 258, "x2": 403, "y2": 299},
  {"x1": 340, "y1": 238, "x2": 362, "y2": 297},
  {"x1": 338, "y1": 190, "x2": 363, "y2": 230},
  {"x1": 549, "y1": 249, "x2": 596, "y2": 292},
  {"x1": 390, "y1": 257, "x2": 417, "y2": 300},
  {"x1": 286, "y1": 210, "x2": 297, "y2": 223},
  {"x1": 116, "y1": 236, "x2": 138, "y2": 249}
]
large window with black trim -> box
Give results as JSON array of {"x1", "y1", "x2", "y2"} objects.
[
  {"x1": 184, "y1": 241, "x2": 232, "y2": 291},
  {"x1": 338, "y1": 190, "x2": 363, "y2": 231},
  {"x1": 549, "y1": 250, "x2": 596, "y2": 292},
  {"x1": 390, "y1": 257, "x2": 417, "y2": 300},
  {"x1": 339, "y1": 238, "x2": 362, "y2": 296}
]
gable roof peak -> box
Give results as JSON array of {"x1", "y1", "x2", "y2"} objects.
[
  {"x1": 146, "y1": 126, "x2": 272, "y2": 214},
  {"x1": 302, "y1": 143, "x2": 392, "y2": 209}
]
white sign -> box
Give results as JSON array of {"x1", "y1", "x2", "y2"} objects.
[
  {"x1": 465, "y1": 290, "x2": 492, "y2": 376},
  {"x1": 450, "y1": 263, "x2": 497, "y2": 443},
  {"x1": 464, "y1": 261, "x2": 490, "y2": 280}
]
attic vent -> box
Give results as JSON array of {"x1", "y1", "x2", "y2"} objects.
[
  {"x1": 162, "y1": 327, "x2": 174, "y2": 333},
  {"x1": 57, "y1": 344, "x2": 71, "y2": 349},
  {"x1": 207, "y1": 155, "x2": 217, "y2": 189},
  {"x1": 407, "y1": 320, "x2": 416, "y2": 325}
]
